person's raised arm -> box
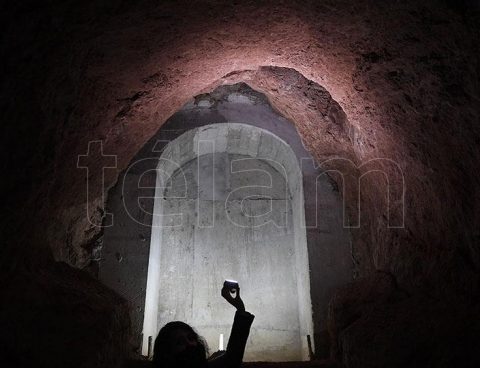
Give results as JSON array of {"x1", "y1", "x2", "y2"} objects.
[{"x1": 210, "y1": 281, "x2": 254, "y2": 368}]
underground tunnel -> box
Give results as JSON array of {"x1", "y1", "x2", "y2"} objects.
[
  {"x1": 99, "y1": 84, "x2": 353, "y2": 361},
  {"x1": 1, "y1": 1, "x2": 480, "y2": 368}
]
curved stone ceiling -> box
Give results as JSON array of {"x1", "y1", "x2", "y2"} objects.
[{"x1": 5, "y1": 0, "x2": 477, "y2": 300}]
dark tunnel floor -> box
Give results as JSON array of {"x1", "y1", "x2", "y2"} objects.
[
  {"x1": 243, "y1": 361, "x2": 340, "y2": 368},
  {"x1": 127, "y1": 360, "x2": 340, "y2": 368}
]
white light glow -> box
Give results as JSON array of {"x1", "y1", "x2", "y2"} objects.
[
  {"x1": 141, "y1": 124, "x2": 315, "y2": 361},
  {"x1": 219, "y1": 333, "x2": 224, "y2": 351}
]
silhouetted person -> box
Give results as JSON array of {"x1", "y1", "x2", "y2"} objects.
[{"x1": 153, "y1": 281, "x2": 254, "y2": 368}]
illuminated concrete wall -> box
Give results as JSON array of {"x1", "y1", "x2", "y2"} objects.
[
  {"x1": 143, "y1": 124, "x2": 312, "y2": 361},
  {"x1": 159, "y1": 152, "x2": 299, "y2": 361}
]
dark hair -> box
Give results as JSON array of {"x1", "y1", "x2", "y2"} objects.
[{"x1": 153, "y1": 321, "x2": 209, "y2": 366}]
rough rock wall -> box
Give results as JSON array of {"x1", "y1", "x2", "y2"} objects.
[
  {"x1": 1, "y1": 0, "x2": 480, "y2": 367},
  {"x1": 3, "y1": 0, "x2": 479, "y2": 287},
  {"x1": 0, "y1": 248, "x2": 131, "y2": 368},
  {"x1": 328, "y1": 272, "x2": 480, "y2": 367}
]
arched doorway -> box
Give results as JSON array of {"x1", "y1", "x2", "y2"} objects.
[
  {"x1": 99, "y1": 83, "x2": 353, "y2": 361},
  {"x1": 142, "y1": 123, "x2": 313, "y2": 361}
]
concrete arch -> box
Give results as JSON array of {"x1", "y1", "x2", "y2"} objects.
[{"x1": 142, "y1": 123, "x2": 313, "y2": 360}]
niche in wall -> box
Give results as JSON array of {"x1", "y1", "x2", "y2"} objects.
[
  {"x1": 99, "y1": 83, "x2": 353, "y2": 360},
  {"x1": 142, "y1": 123, "x2": 312, "y2": 361}
]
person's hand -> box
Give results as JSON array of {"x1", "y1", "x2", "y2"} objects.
[{"x1": 221, "y1": 281, "x2": 245, "y2": 312}]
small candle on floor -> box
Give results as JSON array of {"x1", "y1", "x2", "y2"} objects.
[{"x1": 219, "y1": 333, "x2": 224, "y2": 351}]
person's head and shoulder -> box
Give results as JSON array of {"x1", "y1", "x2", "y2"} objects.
[
  {"x1": 152, "y1": 280, "x2": 254, "y2": 368},
  {"x1": 153, "y1": 321, "x2": 208, "y2": 368}
]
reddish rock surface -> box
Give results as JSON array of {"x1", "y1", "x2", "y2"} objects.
[
  {"x1": 1, "y1": 0, "x2": 480, "y2": 367},
  {"x1": 0, "y1": 258, "x2": 131, "y2": 367},
  {"x1": 328, "y1": 271, "x2": 480, "y2": 367}
]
